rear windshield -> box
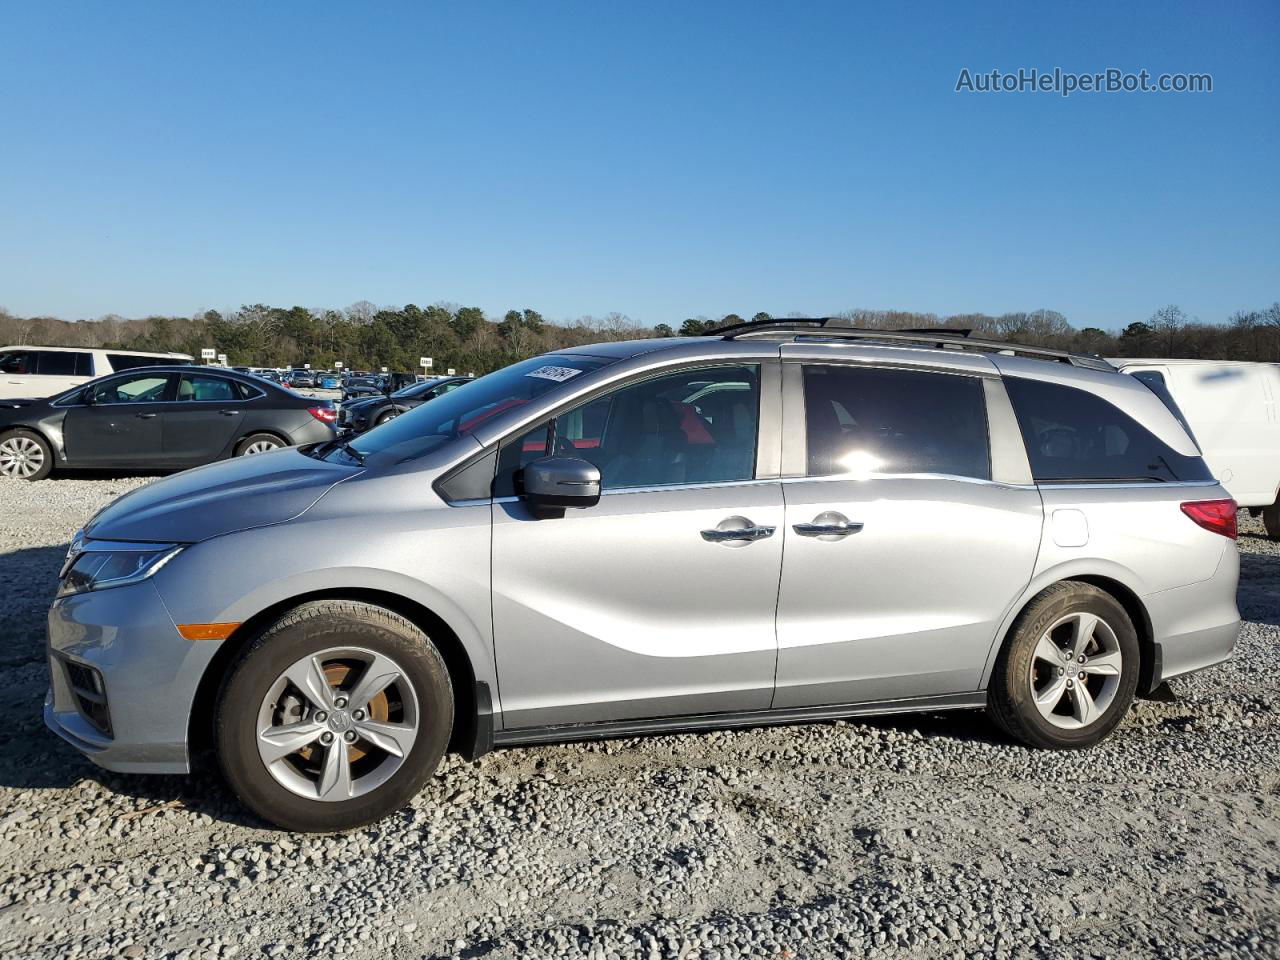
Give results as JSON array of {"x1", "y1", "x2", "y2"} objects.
[
  {"x1": 1127, "y1": 370, "x2": 1199, "y2": 446},
  {"x1": 1005, "y1": 376, "x2": 1213, "y2": 484},
  {"x1": 340, "y1": 355, "x2": 612, "y2": 464}
]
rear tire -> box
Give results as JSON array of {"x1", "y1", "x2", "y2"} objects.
[
  {"x1": 235, "y1": 433, "x2": 285, "y2": 457},
  {"x1": 0, "y1": 428, "x2": 53, "y2": 481},
  {"x1": 988, "y1": 582, "x2": 1139, "y2": 750},
  {"x1": 1263, "y1": 500, "x2": 1280, "y2": 539},
  {"x1": 215, "y1": 601, "x2": 454, "y2": 832}
]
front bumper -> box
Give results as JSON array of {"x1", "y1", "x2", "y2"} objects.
[{"x1": 44, "y1": 580, "x2": 222, "y2": 774}]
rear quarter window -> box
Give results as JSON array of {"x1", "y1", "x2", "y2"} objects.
[{"x1": 1004, "y1": 376, "x2": 1212, "y2": 483}]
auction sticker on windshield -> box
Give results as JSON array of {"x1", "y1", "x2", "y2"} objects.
[{"x1": 525, "y1": 365, "x2": 584, "y2": 383}]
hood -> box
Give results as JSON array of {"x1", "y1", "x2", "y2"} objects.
[
  {"x1": 86, "y1": 447, "x2": 361, "y2": 543},
  {"x1": 0, "y1": 397, "x2": 45, "y2": 409}
]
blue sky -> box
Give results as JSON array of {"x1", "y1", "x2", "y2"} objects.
[{"x1": 1, "y1": 1, "x2": 1276, "y2": 330}]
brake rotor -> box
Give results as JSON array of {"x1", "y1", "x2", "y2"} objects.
[{"x1": 296, "y1": 661, "x2": 391, "y2": 763}]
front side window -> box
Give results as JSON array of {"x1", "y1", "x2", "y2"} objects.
[
  {"x1": 497, "y1": 365, "x2": 761, "y2": 494},
  {"x1": 0, "y1": 349, "x2": 33, "y2": 375},
  {"x1": 90, "y1": 374, "x2": 171, "y2": 405},
  {"x1": 1004, "y1": 376, "x2": 1212, "y2": 483},
  {"x1": 177, "y1": 373, "x2": 239, "y2": 402},
  {"x1": 803, "y1": 365, "x2": 990, "y2": 480}
]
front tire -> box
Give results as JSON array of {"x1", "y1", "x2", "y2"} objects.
[
  {"x1": 216, "y1": 601, "x2": 454, "y2": 832},
  {"x1": 988, "y1": 582, "x2": 1139, "y2": 750},
  {"x1": 0, "y1": 428, "x2": 53, "y2": 481},
  {"x1": 375, "y1": 409, "x2": 399, "y2": 426}
]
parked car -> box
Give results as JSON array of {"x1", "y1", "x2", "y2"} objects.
[
  {"x1": 44, "y1": 321, "x2": 1239, "y2": 831},
  {"x1": 340, "y1": 376, "x2": 384, "y2": 402},
  {"x1": 0, "y1": 346, "x2": 193, "y2": 400},
  {"x1": 287, "y1": 371, "x2": 315, "y2": 388},
  {"x1": 1109, "y1": 358, "x2": 1280, "y2": 537},
  {"x1": 318, "y1": 374, "x2": 341, "y2": 390},
  {"x1": 0, "y1": 366, "x2": 337, "y2": 480},
  {"x1": 338, "y1": 376, "x2": 473, "y2": 433}
]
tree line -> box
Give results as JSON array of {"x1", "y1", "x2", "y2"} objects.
[{"x1": 1, "y1": 301, "x2": 1277, "y2": 375}]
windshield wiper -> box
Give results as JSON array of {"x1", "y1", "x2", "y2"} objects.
[{"x1": 336, "y1": 439, "x2": 366, "y2": 465}]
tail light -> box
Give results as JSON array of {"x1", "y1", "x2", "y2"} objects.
[
  {"x1": 1180, "y1": 499, "x2": 1237, "y2": 539},
  {"x1": 308, "y1": 406, "x2": 337, "y2": 424}
]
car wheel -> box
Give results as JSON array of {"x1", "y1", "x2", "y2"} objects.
[
  {"x1": 0, "y1": 428, "x2": 53, "y2": 481},
  {"x1": 1263, "y1": 500, "x2": 1280, "y2": 539},
  {"x1": 216, "y1": 600, "x2": 454, "y2": 832},
  {"x1": 988, "y1": 582, "x2": 1139, "y2": 750},
  {"x1": 235, "y1": 433, "x2": 285, "y2": 457},
  {"x1": 375, "y1": 409, "x2": 399, "y2": 426}
]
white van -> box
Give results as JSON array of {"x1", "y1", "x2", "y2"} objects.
[
  {"x1": 1110, "y1": 358, "x2": 1280, "y2": 534},
  {"x1": 0, "y1": 346, "x2": 193, "y2": 400}
]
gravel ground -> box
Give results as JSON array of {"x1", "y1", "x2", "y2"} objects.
[{"x1": 0, "y1": 476, "x2": 1277, "y2": 959}]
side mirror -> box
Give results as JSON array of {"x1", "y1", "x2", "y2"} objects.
[{"x1": 523, "y1": 457, "x2": 601, "y2": 509}]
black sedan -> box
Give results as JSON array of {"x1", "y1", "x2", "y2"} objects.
[
  {"x1": 0, "y1": 366, "x2": 338, "y2": 480},
  {"x1": 338, "y1": 376, "x2": 473, "y2": 433}
]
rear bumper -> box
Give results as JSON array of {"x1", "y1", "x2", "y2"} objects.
[
  {"x1": 1146, "y1": 542, "x2": 1241, "y2": 687},
  {"x1": 44, "y1": 580, "x2": 220, "y2": 774}
]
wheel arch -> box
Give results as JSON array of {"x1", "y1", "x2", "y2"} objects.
[
  {"x1": 983, "y1": 566, "x2": 1157, "y2": 695},
  {"x1": 188, "y1": 587, "x2": 483, "y2": 761},
  {"x1": 233, "y1": 429, "x2": 291, "y2": 455}
]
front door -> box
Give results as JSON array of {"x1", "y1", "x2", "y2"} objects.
[
  {"x1": 162, "y1": 372, "x2": 249, "y2": 464},
  {"x1": 491, "y1": 363, "x2": 783, "y2": 728},
  {"x1": 774, "y1": 361, "x2": 1042, "y2": 708},
  {"x1": 62, "y1": 372, "x2": 173, "y2": 465}
]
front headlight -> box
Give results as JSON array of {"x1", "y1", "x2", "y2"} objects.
[{"x1": 56, "y1": 543, "x2": 184, "y2": 598}]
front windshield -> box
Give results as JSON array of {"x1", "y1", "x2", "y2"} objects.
[{"x1": 342, "y1": 354, "x2": 612, "y2": 463}]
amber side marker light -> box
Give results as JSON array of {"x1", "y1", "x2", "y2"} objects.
[{"x1": 177, "y1": 623, "x2": 241, "y2": 641}]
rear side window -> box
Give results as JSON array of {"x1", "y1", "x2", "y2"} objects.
[
  {"x1": 177, "y1": 373, "x2": 239, "y2": 402},
  {"x1": 802, "y1": 365, "x2": 990, "y2": 480},
  {"x1": 107, "y1": 353, "x2": 170, "y2": 371},
  {"x1": 1004, "y1": 377, "x2": 1212, "y2": 483},
  {"x1": 36, "y1": 351, "x2": 92, "y2": 376}
]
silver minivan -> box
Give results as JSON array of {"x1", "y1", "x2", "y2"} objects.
[{"x1": 45, "y1": 322, "x2": 1241, "y2": 831}]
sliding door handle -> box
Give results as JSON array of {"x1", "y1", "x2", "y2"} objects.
[{"x1": 793, "y1": 511, "x2": 862, "y2": 540}]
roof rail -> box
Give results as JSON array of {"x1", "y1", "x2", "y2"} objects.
[{"x1": 706, "y1": 317, "x2": 1113, "y2": 372}]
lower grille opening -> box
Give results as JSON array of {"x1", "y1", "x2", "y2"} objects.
[{"x1": 63, "y1": 660, "x2": 113, "y2": 738}]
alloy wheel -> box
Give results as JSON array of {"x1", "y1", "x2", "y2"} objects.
[
  {"x1": 243, "y1": 439, "x2": 282, "y2": 455},
  {"x1": 1028, "y1": 612, "x2": 1124, "y2": 730},
  {"x1": 255, "y1": 647, "x2": 420, "y2": 801},
  {"x1": 0, "y1": 436, "x2": 45, "y2": 479}
]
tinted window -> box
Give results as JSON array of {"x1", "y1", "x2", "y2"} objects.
[
  {"x1": 107, "y1": 354, "x2": 171, "y2": 372},
  {"x1": 0, "y1": 350, "x2": 33, "y2": 374},
  {"x1": 177, "y1": 374, "x2": 239, "y2": 402},
  {"x1": 1004, "y1": 376, "x2": 1212, "y2": 483},
  {"x1": 36, "y1": 351, "x2": 91, "y2": 376},
  {"x1": 90, "y1": 374, "x2": 171, "y2": 405},
  {"x1": 803, "y1": 365, "x2": 990, "y2": 480},
  {"x1": 497, "y1": 365, "x2": 760, "y2": 493},
  {"x1": 1129, "y1": 370, "x2": 1197, "y2": 441}
]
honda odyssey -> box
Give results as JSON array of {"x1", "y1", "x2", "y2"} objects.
[{"x1": 44, "y1": 321, "x2": 1241, "y2": 831}]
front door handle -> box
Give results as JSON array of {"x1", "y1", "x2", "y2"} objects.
[
  {"x1": 701, "y1": 516, "x2": 776, "y2": 545},
  {"x1": 136, "y1": 412, "x2": 158, "y2": 419},
  {"x1": 218, "y1": 409, "x2": 239, "y2": 416},
  {"x1": 793, "y1": 511, "x2": 863, "y2": 540}
]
